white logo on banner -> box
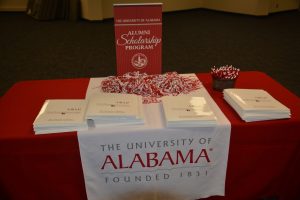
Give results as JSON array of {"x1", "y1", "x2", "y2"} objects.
[{"x1": 131, "y1": 53, "x2": 148, "y2": 69}]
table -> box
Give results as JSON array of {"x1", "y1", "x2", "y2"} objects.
[{"x1": 0, "y1": 71, "x2": 299, "y2": 200}]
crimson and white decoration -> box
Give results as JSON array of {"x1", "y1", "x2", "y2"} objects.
[
  {"x1": 100, "y1": 71, "x2": 202, "y2": 103},
  {"x1": 114, "y1": 3, "x2": 162, "y2": 75}
]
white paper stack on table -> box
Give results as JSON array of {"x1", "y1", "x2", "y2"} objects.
[
  {"x1": 33, "y1": 99, "x2": 88, "y2": 134},
  {"x1": 85, "y1": 93, "x2": 144, "y2": 127},
  {"x1": 223, "y1": 89, "x2": 291, "y2": 122},
  {"x1": 161, "y1": 96, "x2": 217, "y2": 127}
]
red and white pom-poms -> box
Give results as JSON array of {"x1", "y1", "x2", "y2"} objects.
[
  {"x1": 211, "y1": 65, "x2": 240, "y2": 80},
  {"x1": 101, "y1": 71, "x2": 202, "y2": 103}
]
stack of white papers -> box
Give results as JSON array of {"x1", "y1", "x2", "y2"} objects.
[
  {"x1": 33, "y1": 99, "x2": 88, "y2": 134},
  {"x1": 85, "y1": 93, "x2": 144, "y2": 127},
  {"x1": 161, "y1": 96, "x2": 217, "y2": 127},
  {"x1": 223, "y1": 89, "x2": 291, "y2": 122}
]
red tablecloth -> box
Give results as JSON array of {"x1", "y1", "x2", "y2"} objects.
[{"x1": 0, "y1": 71, "x2": 299, "y2": 200}]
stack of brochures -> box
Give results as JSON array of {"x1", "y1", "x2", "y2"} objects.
[
  {"x1": 33, "y1": 99, "x2": 88, "y2": 134},
  {"x1": 161, "y1": 96, "x2": 217, "y2": 127},
  {"x1": 223, "y1": 89, "x2": 291, "y2": 122},
  {"x1": 85, "y1": 93, "x2": 145, "y2": 127}
]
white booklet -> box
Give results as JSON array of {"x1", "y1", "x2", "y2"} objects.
[
  {"x1": 161, "y1": 96, "x2": 217, "y2": 127},
  {"x1": 33, "y1": 99, "x2": 88, "y2": 134},
  {"x1": 85, "y1": 93, "x2": 144, "y2": 127},
  {"x1": 224, "y1": 89, "x2": 291, "y2": 122},
  {"x1": 224, "y1": 89, "x2": 290, "y2": 113}
]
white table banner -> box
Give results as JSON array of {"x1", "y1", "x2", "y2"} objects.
[{"x1": 78, "y1": 74, "x2": 231, "y2": 200}]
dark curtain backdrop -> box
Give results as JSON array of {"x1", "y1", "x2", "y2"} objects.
[{"x1": 27, "y1": 0, "x2": 80, "y2": 20}]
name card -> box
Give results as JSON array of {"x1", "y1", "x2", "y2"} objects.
[{"x1": 114, "y1": 3, "x2": 162, "y2": 75}]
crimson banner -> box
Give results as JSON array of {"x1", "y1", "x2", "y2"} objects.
[{"x1": 114, "y1": 3, "x2": 162, "y2": 75}]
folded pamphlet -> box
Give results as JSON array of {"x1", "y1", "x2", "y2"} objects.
[
  {"x1": 223, "y1": 89, "x2": 291, "y2": 122},
  {"x1": 161, "y1": 96, "x2": 217, "y2": 127},
  {"x1": 85, "y1": 93, "x2": 145, "y2": 127},
  {"x1": 33, "y1": 99, "x2": 88, "y2": 134}
]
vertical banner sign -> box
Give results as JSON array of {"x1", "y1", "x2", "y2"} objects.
[{"x1": 114, "y1": 3, "x2": 162, "y2": 75}]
